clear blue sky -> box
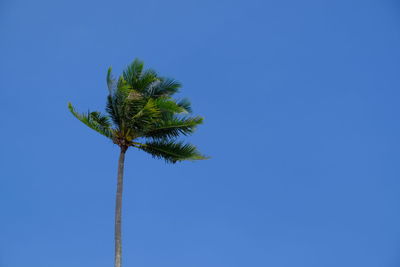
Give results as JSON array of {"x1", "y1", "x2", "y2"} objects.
[{"x1": 1, "y1": 0, "x2": 400, "y2": 266}]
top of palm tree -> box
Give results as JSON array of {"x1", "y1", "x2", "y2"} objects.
[{"x1": 68, "y1": 59, "x2": 207, "y2": 163}]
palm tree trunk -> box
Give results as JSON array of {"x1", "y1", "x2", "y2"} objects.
[{"x1": 114, "y1": 146, "x2": 127, "y2": 267}]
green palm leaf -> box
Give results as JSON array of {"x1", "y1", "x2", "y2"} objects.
[
  {"x1": 143, "y1": 116, "x2": 203, "y2": 140},
  {"x1": 134, "y1": 140, "x2": 207, "y2": 163},
  {"x1": 68, "y1": 102, "x2": 114, "y2": 139},
  {"x1": 123, "y1": 59, "x2": 144, "y2": 87},
  {"x1": 150, "y1": 77, "x2": 181, "y2": 97},
  {"x1": 176, "y1": 98, "x2": 192, "y2": 113}
]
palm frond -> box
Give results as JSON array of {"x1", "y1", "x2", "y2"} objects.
[
  {"x1": 123, "y1": 59, "x2": 144, "y2": 87},
  {"x1": 106, "y1": 76, "x2": 132, "y2": 129},
  {"x1": 106, "y1": 68, "x2": 131, "y2": 129},
  {"x1": 154, "y1": 97, "x2": 188, "y2": 114},
  {"x1": 136, "y1": 69, "x2": 158, "y2": 92},
  {"x1": 143, "y1": 116, "x2": 203, "y2": 140},
  {"x1": 89, "y1": 111, "x2": 112, "y2": 127},
  {"x1": 68, "y1": 102, "x2": 114, "y2": 139},
  {"x1": 129, "y1": 98, "x2": 162, "y2": 127},
  {"x1": 106, "y1": 67, "x2": 116, "y2": 95},
  {"x1": 134, "y1": 140, "x2": 207, "y2": 163},
  {"x1": 106, "y1": 95, "x2": 120, "y2": 128},
  {"x1": 176, "y1": 98, "x2": 192, "y2": 113},
  {"x1": 151, "y1": 77, "x2": 181, "y2": 97}
]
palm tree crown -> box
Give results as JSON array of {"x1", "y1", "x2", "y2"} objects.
[{"x1": 68, "y1": 59, "x2": 207, "y2": 163}]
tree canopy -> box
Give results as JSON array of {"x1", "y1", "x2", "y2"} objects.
[{"x1": 68, "y1": 59, "x2": 207, "y2": 163}]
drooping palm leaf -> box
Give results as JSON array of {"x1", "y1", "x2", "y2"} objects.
[
  {"x1": 143, "y1": 116, "x2": 203, "y2": 140},
  {"x1": 133, "y1": 140, "x2": 207, "y2": 163},
  {"x1": 68, "y1": 102, "x2": 114, "y2": 139}
]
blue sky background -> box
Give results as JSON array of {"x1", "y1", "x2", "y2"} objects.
[{"x1": 1, "y1": 0, "x2": 400, "y2": 266}]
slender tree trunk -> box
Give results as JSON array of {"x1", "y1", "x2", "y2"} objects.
[{"x1": 114, "y1": 146, "x2": 127, "y2": 267}]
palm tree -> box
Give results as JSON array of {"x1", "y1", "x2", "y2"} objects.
[{"x1": 68, "y1": 59, "x2": 207, "y2": 267}]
